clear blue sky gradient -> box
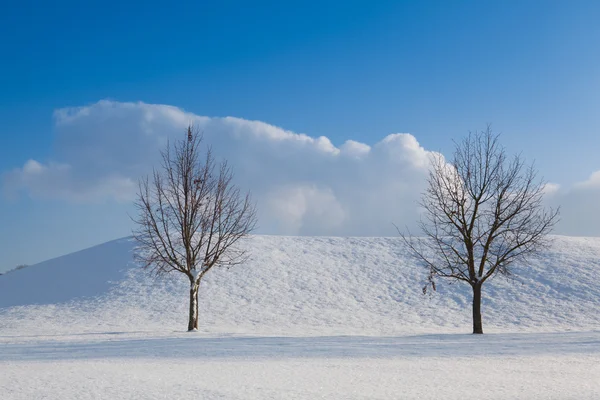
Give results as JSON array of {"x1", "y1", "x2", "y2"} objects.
[{"x1": 1, "y1": 0, "x2": 600, "y2": 268}]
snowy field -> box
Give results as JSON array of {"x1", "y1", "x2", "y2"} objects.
[{"x1": 1, "y1": 235, "x2": 600, "y2": 399}]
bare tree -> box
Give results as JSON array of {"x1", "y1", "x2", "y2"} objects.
[
  {"x1": 402, "y1": 127, "x2": 559, "y2": 334},
  {"x1": 133, "y1": 126, "x2": 257, "y2": 331}
]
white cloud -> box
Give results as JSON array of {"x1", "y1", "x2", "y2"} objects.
[
  {"x1": 265, "y1": 185, "x2": 346, "y2": 234},
  {"x1": 340, "y1": 140, "x2": 370, "y2": 158},
  {"x1": 4, "y1": 159, "x2": 136, "y2": 203},
  {"x1": 574, "y1": 171, "x2": 600, "y2": 189},
  {"x1": 542, "y1": 183, "x2": 561, "y2": 196},
  {"x1": 6, "y1": 99, "x2": 600, "y2": 237},
  {"x1": 544, "y1": 171, "x2": 600, "y2": 237},
  {"x1": 3, "y1": 100, "x2": 437, "y2": 235}
]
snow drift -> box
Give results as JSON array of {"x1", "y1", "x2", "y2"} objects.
[{"x1": 1, "y1": 235, "x2": 599, "y2": 336}]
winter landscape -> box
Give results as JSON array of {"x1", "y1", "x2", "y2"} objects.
[
  {"x1": 3, "y1": 2, "x2": 600, "y2": 399},
  {"x1": 1, "y1": 235, "x2": 600, "y2": 398}
]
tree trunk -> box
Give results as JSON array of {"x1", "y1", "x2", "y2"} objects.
[
  {"x1": 472, "y1": 283, "x2": 483, "y2": 334},
  {"x1": 188, "y1": 281, "x2": 199, "y2": 331}
]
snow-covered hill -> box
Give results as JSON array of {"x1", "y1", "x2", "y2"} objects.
[
  {"x1": 0, "y1": 238, "x2": 134, "y2": 308},
  {"x1": 1, "y1": 235, "x2": 600, "y2": 336}
]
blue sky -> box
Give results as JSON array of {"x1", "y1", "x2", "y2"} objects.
[{"x1": 1, "y1": 1, "x2": 600, "y2": 270}]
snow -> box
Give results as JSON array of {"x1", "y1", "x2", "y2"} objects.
[
  {"x1": 190, "y1": 267, "x2": 201, "y2": 282},
  {"x1": 1, "y1": 235, "x2": 600, "y2": 398},
  {"x1": 2, "y1": 332, "x2": 600, "y2": 399},
  {"x1": 0, "y1": 237, "x2": 134, "y2": 307}
]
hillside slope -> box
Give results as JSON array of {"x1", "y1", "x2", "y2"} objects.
[
  {"x1": 1, "y1": 235, "x2": 599, "y2": 336},
  {"x1": 0, "y1": 238, "x2": 134, "y2": 308}
]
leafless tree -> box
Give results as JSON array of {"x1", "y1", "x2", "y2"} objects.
[
  {"x1": 401, "y1": 126, "x2": 559, "y2": 334},
  {"x1": 133, "y1": 126, "x2": 257, "y2": 331}
]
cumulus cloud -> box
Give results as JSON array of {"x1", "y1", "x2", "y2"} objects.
[
  {"x1": 3, "y1": 100, "x2": 436, "y2": 236},
  {"x1": 4, "y1": 160, "x2": 135, "y2": 203},
  {"x1": 265, "y1": 185, "x2": 346, "y2": 234},
  {"x1": 5, "y1": 100, "x2": 600, "y2": 237}
]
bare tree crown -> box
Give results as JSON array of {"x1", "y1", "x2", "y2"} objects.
[
  {"x1": 133, "y1": 126, "x2": 257, "y2": 283},
  {"x1": 404, "y1": 127, "x2": 559, "y2": 292}
]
